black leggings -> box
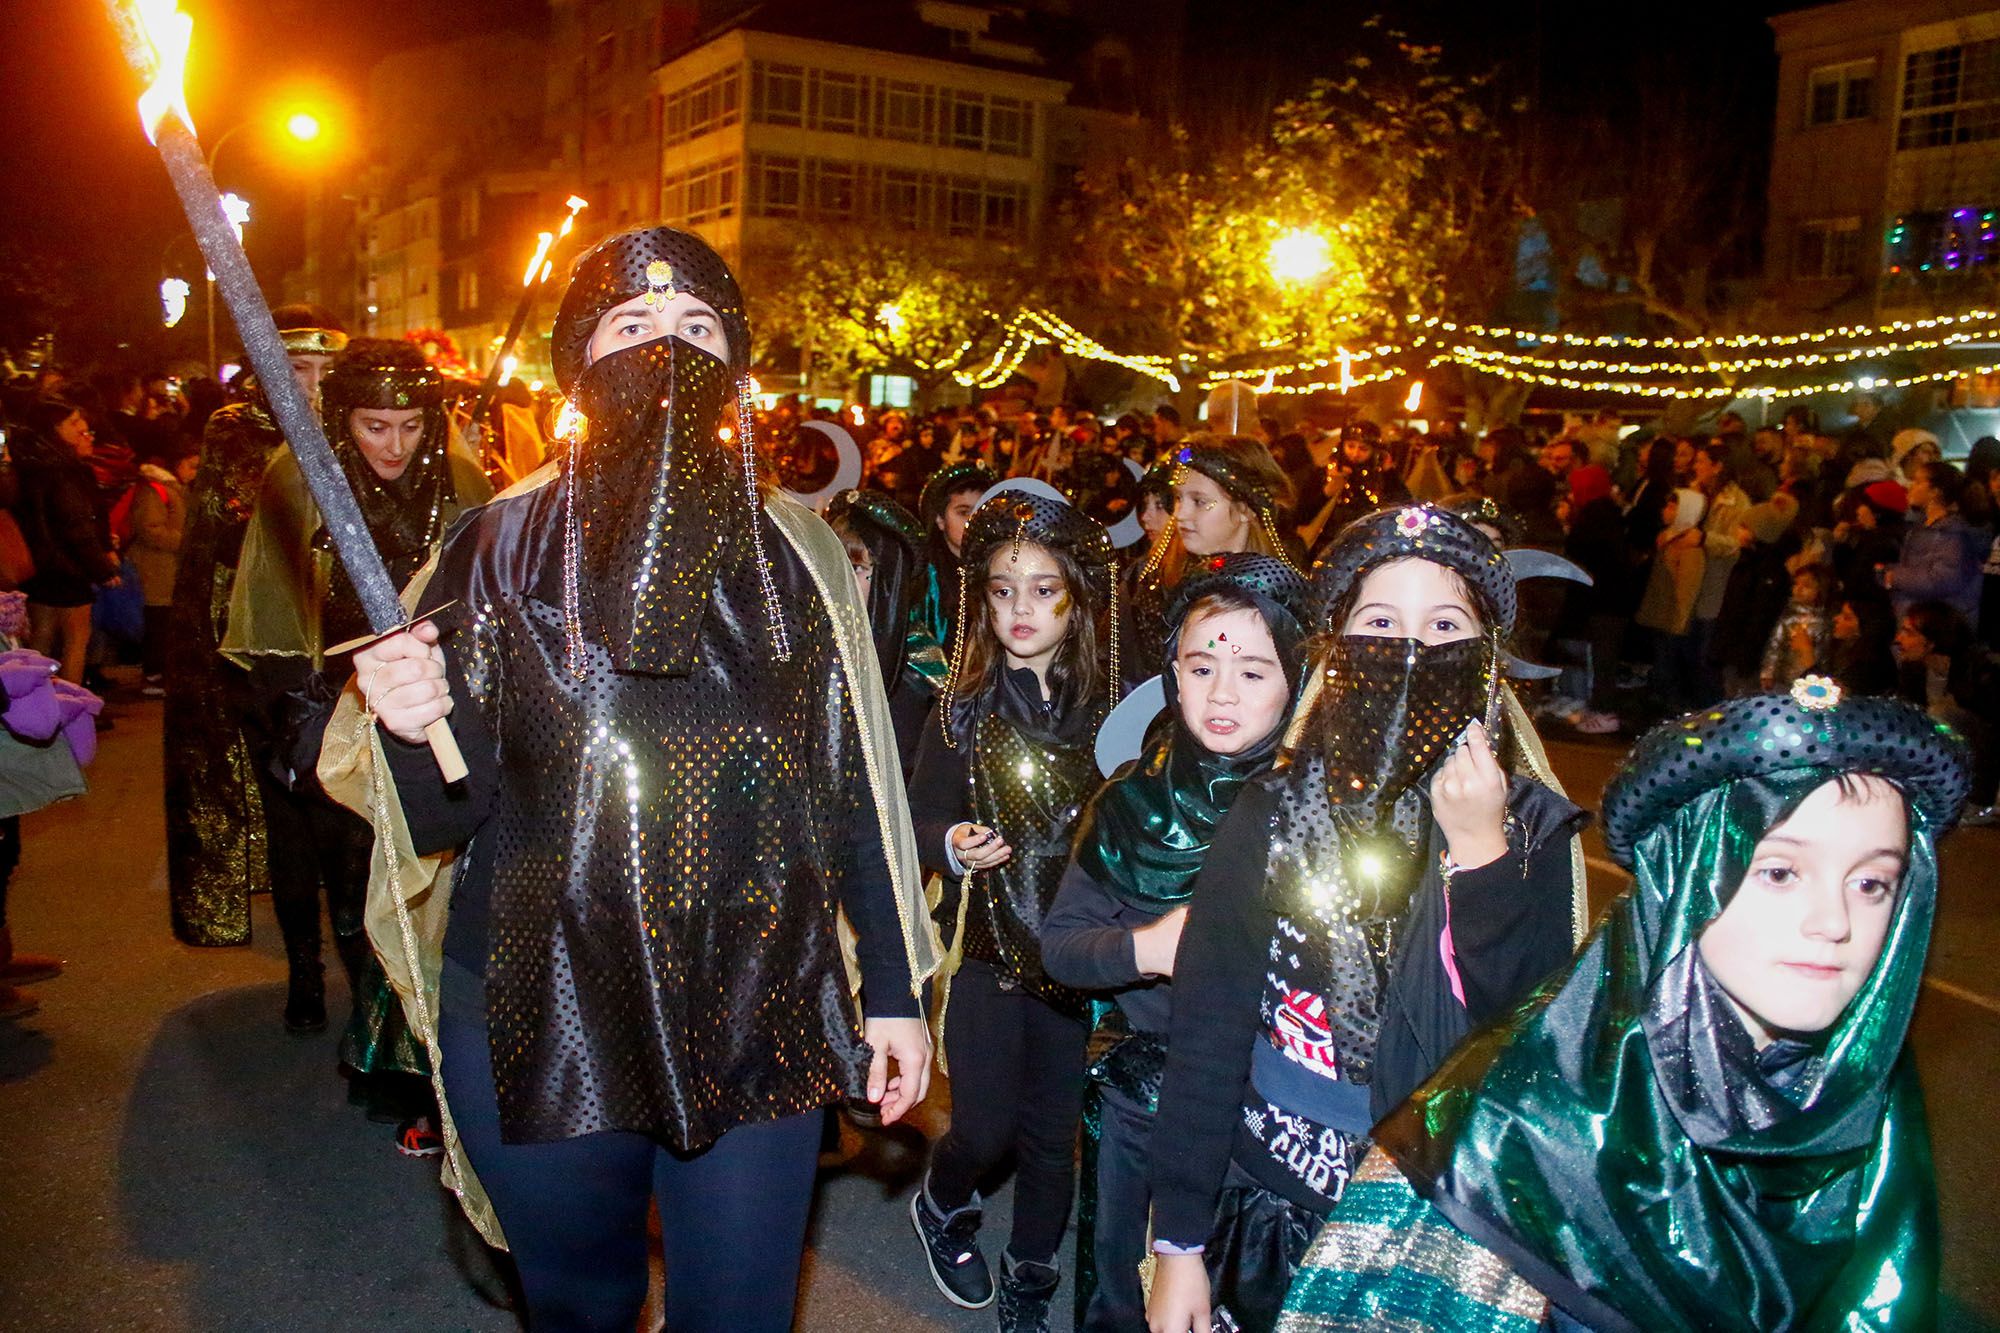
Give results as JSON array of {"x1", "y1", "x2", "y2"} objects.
[
  {"x1": 255, "y1": 771, "x2": 369, "y2": 965},
  {"x1": 438, "y1": 959, "x2": 822, "y2": 1333},
  {"x1": 928, "y1": 959, "x2": 1089, "y2": 1265}
]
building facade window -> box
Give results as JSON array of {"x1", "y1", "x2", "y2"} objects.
[
  {"x1": 1899, "y1": 39, "x2": 2000, "y2": 149},
  {"x1": 664, "y1": 68, "x2": 743, "y2": 146},
  {"x1": 1807, "y1": 59, "x2": 1874, "y2": 126},
  {"x1": 752, "y1": 62, "x2": 806, "y2": 126},
  {"x1": 1794, "y1": 216, "x2": 1864, "y2": 279},
  {"x1": 812, "y1": 70, "x2": 864, "y2": 134},
  {"x1": 743, "y1": 61, "x2": 1033, "y2": 155},
  {"x1": 876, "y1": 80, "x2": 928, "y2": 141},
  {"x1": 456, "y1": 268, "x2": 480, "y2": 313},
  {"x1": 662, "y1": 157, "x2": 743, "y2": 226},
  {"x1": 746, "y1": 154, "x2": 1027, "y2": 237}
]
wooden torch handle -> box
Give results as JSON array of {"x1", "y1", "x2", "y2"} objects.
[{"x1": 423, "y1": 717, "x2": 469, "y2": 784}]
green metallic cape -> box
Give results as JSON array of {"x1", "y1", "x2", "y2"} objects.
[
  {"x1": 1354, "y1": 772, "x2": 1943, "y2": 1333},
  {"x1": 219, "y1": 447, "x2": 493, "y2": 669},
  {"x1": 316, "y1": 470, "x2": 942, "y2": 1249}
]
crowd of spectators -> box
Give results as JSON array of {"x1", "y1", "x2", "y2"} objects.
[{"x1": 823, "y1": 394, "x2": 2000, "y2": 825}]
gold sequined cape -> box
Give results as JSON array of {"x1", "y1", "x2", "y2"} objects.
[{"x1": 317, "y1": 470, "x2": 941, "y2": 1248}]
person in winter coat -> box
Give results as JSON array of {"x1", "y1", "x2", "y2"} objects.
[
  {"x1": 1687, "y1": 444, "x2": 1751, "y2": 702},
  {"x1": 126, "y1": 444, "x2": 195, "y2": 694},
  {"x1": 1882, "y1": 461, "x2": 1986, "y2": 632},
  {"x1": 1634, "y1": 489, "x2": 1707, "y2": 712},
  {"x1": 14, "y1": 401, "x2": 120, "y2": 683}
]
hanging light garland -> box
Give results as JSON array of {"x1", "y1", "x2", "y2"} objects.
[{"x1": 949, "y1": 305, "x2": 2000, "y2": 402}]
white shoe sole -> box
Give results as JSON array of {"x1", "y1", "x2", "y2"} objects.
[{"x1": 909, "y1": 1189, "x2": 995, "y2": 1309}]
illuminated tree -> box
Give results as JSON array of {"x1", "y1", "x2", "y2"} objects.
[
  {"x1": 1060, "y1": 23, "x2": 1524, "y2": 376},
  {"x1": 755, "y1": 227, "x2": 1041, "y2": 403}
]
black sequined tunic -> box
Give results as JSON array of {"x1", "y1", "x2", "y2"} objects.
[
  {"x1": 960, "y1": 713, "x2": 1098, "y2": 1015},
  {"x1": 387, "y1": 477, "x2": 914, "y2": 1151}
]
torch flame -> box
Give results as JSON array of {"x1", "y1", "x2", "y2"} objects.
[
  {"x1": 559, "y1": 195, "x2": 587, "y2": 238},
  {"x1": 1337, "y1": 347, "x2": 1355, "y2": 395},
  {"x1": 134, "y1": 0, "x2": 196, "y2": 143},
  {"x1": 522, "y1": 232, "x2": 555, "y2": 287},
  {"x1": 1404, "y1": 380, "x2": 1424, "y2": 413}
]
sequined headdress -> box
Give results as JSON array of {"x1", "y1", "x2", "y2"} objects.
[
  {"x1": 549, "y1": 226, "x2": 784, "y2": 675},
  {"x1": 1138, "y1": 439, "x2": 1296, "y2": 581},
  {"x1": 316, "y1": 337, "x2": 454, "y2": 582},
  {"x1": 270, "y1": 302, "x2": 347, "y2": 358},
  {"x1": 942, "y1": 490, "x2": 1118, "y2": 748},
  {"x1": 919, "y1": 461, "x2": 998, "y2": 525}
]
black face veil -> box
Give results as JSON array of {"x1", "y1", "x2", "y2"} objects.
[{"x1": 550, "y1": 226, "x2": 784, "y2": 675}]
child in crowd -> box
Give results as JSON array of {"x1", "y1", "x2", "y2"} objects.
[
  {"x1": 826, "y1": 488, "x2": 947, "y2": 777},
  {"x1": 1042, "y1": 554, "x2": 1313, "y2": 1332},
  {"x1": 907, "y1": 489, "x2": 1119, "y2": 1331},
  {"x1": 1280, "y1": 683, "x2": 1967, "y2": 1333},
  {"x1": 1760, "y1": 563, "x2": 1832, "y2": 691}
]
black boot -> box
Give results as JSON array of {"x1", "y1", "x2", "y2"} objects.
[
  {"x1": 909, "y1": 1173, "x2": 994, "y2": 1309},
  {"x1": 283, "y1": 952, "x2": 326, "y2": 1034},
  {"x1": 996, "y1": 1249, "x2": 1060, "y2": 1333}
]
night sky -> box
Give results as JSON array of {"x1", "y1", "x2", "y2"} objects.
[{"x1": 1, "y1": 0, "x2": 1791, "y2": 364}]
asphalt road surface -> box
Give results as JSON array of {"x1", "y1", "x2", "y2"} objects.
[{"x1": 1, "y1": 692, "x2": 1994, "y2": 1331}]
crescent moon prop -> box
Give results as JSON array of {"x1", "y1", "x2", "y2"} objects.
[
  {"x1": 1503, "y1": 547, "x2": 1593, "y2": 586},
  {"x1": 783, "y1": 420, "x2": 864, "y2": 511},
  {"x1": 977, "y1": 477, "x2": 1072, "y2": 508},
  {"x1": 1104, "y1": 456, "x2": 1147, "y2": 549},
  {"x1": 1096, "y1": 674, "x2": 1167, "y2": 776}
]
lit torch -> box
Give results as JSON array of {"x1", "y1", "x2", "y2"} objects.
[
  {"x1": 106, "y1": 0, "x2": 466, "y2": 780},
  {"x1": 474, "y1": 193, "x2": 589, "y2": 423}
]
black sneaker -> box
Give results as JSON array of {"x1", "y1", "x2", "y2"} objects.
[
  {"x1": 996, "y1": 1249, "x2": 1059, "y2": 1333},
  {"x1": 909, "y1": 1179, "x2": 993, "y2": 1309}
]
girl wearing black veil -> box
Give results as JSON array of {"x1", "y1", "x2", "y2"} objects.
[{"x1": 1145, "y1": 505, "x2": 1588, "y2": 1333}]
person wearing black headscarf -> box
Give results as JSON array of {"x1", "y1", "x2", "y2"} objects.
[
  {"x1": 332, "y1": 227, "x2": 938, "y2": 1333},
  {"x1": 826, "y1": 487, "x2": 947, "y2": 776},
  {"x1": 1146, "y1": 506, "x2": 1589, "y2": 1333},
  {"x1": 222, "y1": 338, "x2": 491, "y2": 1139},
  {"x1": 1044, "y1": 554, "x2": 1311, "y2": 1333},
  {"x1": 904, "y1": 487, "x2": 1119, "y2": 1329},
  {"x1": 165, "y1": 303, "x2": 344, "y2": 948}
]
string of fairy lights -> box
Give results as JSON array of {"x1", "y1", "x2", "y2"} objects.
[{"x1": 940, "y1": 306, "x2": 2000, "y2": 401}]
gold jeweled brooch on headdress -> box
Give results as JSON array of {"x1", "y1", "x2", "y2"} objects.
[
  {"x1": 641, "y1": 259, "x2": 676, "y2": 310},
  {"x1": 1790, "y1": 674, "x2": 1841, "y2": 711}
]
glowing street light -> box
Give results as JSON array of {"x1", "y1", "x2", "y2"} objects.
[
  {"x1": 1266, "y1": 228, "x2": 1333, "y2": 285},
  {"x1": 877, "y1": 302, "x2": 907, "y2": 337},
  {"x1": 160, "y1": 277, "x2": 190, "y2": 328},
  {"x1": 285, "y1": 111, "x2": 322, "y2": 142},
  {"x1": 1404, "y1": 380, "x2": 1424, "y2": 413}
]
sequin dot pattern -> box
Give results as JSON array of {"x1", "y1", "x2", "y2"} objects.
[{"x1": 452, "y1": 488, "x2": 872, "y2": 1152}]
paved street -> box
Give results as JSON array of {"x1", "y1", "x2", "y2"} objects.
[{"x1": 1, "y1": 690, "x2": 1995, "y2": 1332}]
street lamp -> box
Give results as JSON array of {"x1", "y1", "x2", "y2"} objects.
[
  {"x1": 200, "y1": 110, "x2": 327, "y2": 371},
  {"x1": 1266, "y1": 227, "x2": 1333, "y2": 285}
]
